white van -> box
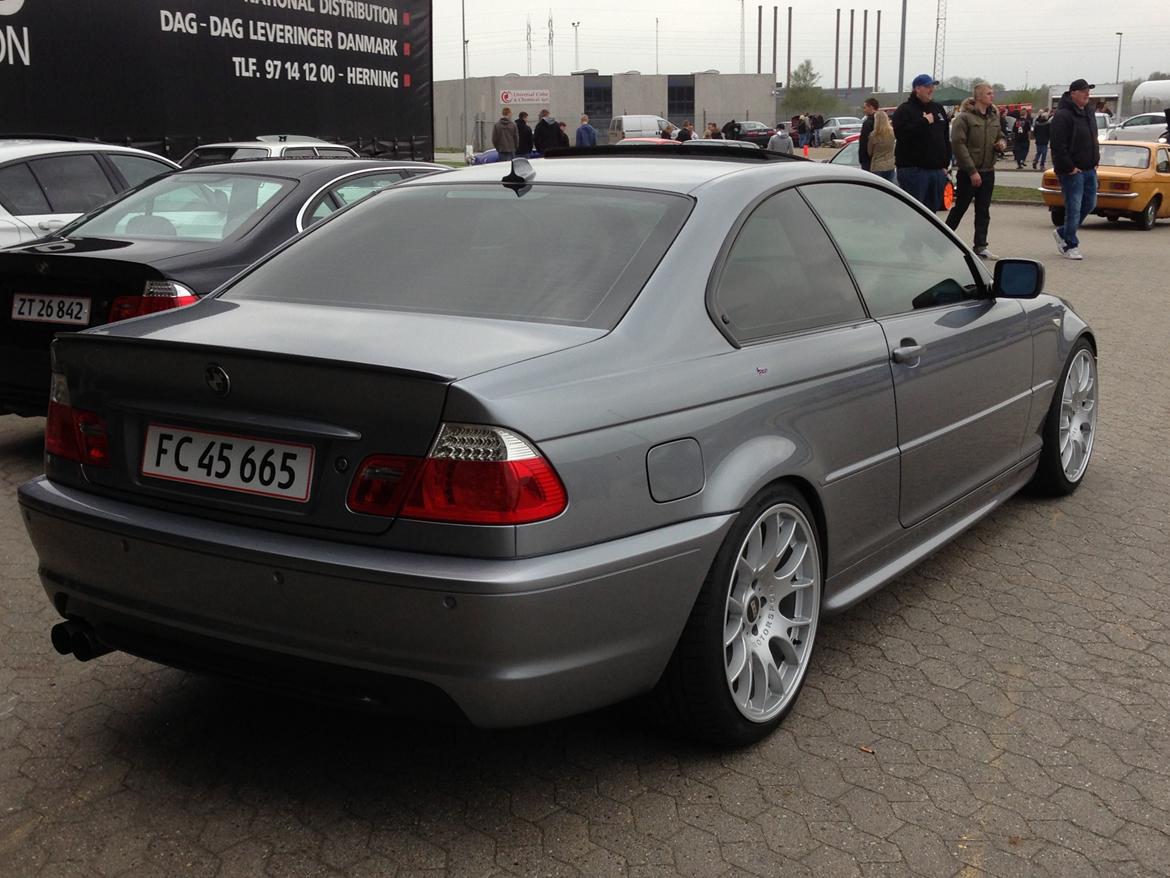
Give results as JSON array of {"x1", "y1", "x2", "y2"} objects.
[
  {"x1": 608, "y1": 115, "x2": 672, "y2": 143},
  {"x1": 1130, "y1": 80, "x2": 1170, "y2": 114}
]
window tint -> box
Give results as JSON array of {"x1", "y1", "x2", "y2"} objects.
[
  {"x1": 68, "y1": 173, "x2": 292, "y2": 241},
  {"x1": 28, "y1": 154, "x2": 116, "y2": 213},
  {"x1": 0, "y1": 162, "x2": 51, "y2": 215},
  {"x1": 107, "y1": 154, "x2": 175, "y2": 188},
  {"x1": 801, "y1": 182, "x2": 981, "y2": 317},
  {"x1": 714, "y1": 190, "x2": 865, "y2": 341},
  {"x1": 226, "y1": 184, "x2": 692, "y2": 328},
  {"x1": 283, "y1": 147, "x2": 317, "y2": 159}
]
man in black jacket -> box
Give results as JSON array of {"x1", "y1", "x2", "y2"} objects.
[
  {"x1": 516, "y1": 111, "x2": 533, "y2": 155},
  {"x1": 532, "y1": 109, "x2": 560, "y2": 154},
  {"x1": 858, "y1": 98, "x2": 880, "y2": 172},
  {"x1": 1050, "y1": 79, "x2": 1101, "y2": 260},
  {"x1": 891, "y1": 74, "x2": 953, "y2": 209}
]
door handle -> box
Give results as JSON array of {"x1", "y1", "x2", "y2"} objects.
[{"x1": 891, "y1": 342, "x2": 924, "y2": 364}]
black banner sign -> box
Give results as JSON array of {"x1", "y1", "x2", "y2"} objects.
[{"x1": 0, "y1": 0, "x2": 432, "y2": 158}]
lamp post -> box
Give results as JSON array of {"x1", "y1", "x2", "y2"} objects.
[
  {"x1": 571, "y1": 21, "x2": 580, "y2": 71},
  {"x1": 461, "y1": 0, "x2": 468, "y2": 150},
  {"x1": 1114, "y1": 31, "x2": 1123, "y2": 83}
]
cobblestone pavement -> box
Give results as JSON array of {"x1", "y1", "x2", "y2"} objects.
[{"x1": 2, "y1": 206, "x2": 1168, "y2": 877}]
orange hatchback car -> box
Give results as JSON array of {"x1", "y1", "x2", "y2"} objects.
[{"x1": 1041, "y1": 141, "x2": 1170, "y2": 230}]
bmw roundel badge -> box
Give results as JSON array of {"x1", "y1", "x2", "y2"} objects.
[{"x1": 205, "y1": 364, "x2": 231, "y2": 397}]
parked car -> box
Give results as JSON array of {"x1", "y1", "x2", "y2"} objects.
[
  {"x1": 1040, "y1": 141, "x2": 1170, "y2": 230},
  {"x1": 607, "y1": 114, "x2": 671, "y2": 143},
  {"x1": 617, "y1": 138, "x2": 761, "y2": 151},
  {"x1": 0, "y1": 158, "x2": 448, "y2": 415},
  {"x1": 20, "y1": 148, "x2": 1096, "y2": 747},
  {"x1": 1094, "y1": 112, "x2": 1115, "y2": 143},
  {"x1": 1107, "y1": 112, "x2": 1169, "y2": 143},
  {"x1": 827, "y1": 134, "x2": 862, "y2": 166},
  {"x1": 737, "y1": 120, "x2": 776, "y2": 146},
  {"x1": 819, "y1": 116, "x2": 864, "y2": 143},
  {"x1": 178, "y1": 137, "x2": 359, "y2": 168},
  {"x1": 0, "y1": 138, "x2": 178, "y2": 247}
]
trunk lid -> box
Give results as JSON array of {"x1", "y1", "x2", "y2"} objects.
[{"x1": 51, "y1": 300, "x2": 604, "y2": 535}]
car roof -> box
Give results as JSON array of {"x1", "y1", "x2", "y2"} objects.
[
  {"x1": 190, "y1": 141, "x2": 357, "y2": 151},
  {"x1": 173, "y1": 158, "x2": 448, "y2": 181},
  {"x1": 414, "y1": 151, "x2": 824, "y2": 195},
  {"x1": 0, "y1": 139, "x2": 179, "y2": 165}
]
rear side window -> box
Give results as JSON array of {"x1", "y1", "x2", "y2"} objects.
[
  {"x1": 107, "y1": 154, "x2": 175, "y2": 188},
  {"x1": 283, "y1": 148, "x2": 317, "y2": 159},
  {"x1": 226, "y1": 183, "x2": 692, "y2": 328},
  {"x1": 713, "y1": 190, "x2": 864, "y2": 341},
  {"x1": 27, "y1": 154, "x2": 116, "y2": 213},
  {"x1": 0, "y1": 162, "x2": 51, "y2": 215},
  {"x1": 316, "y1": 147, "x2": 356, "y2": 158}
]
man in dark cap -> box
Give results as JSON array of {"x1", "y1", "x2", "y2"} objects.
[
  {"x1": 891, "y1": 73, "x2": 953, "y2": 210},
  {"x1": 1050, "y1": 79, "x2": 1101, "y2": 260}
]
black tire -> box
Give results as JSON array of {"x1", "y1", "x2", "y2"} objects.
[
  {"x1": 1030, "y1": 338, "x2": 1097, "y2": 496},
  {"x1": 652, "y1": 483, "x2": 822, "y2": 747},
  {"x1": 1050, "y1": 206, "x2": 1066, "y2": 227},
  {"x1": 1106, "y1": 215, "x2": 1120, "y2": 223},
  {"x1": 1135, "y1": 196, "x2": 1159, "y2": 231}
]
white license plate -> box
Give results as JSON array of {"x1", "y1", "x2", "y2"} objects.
[
  {"x1": 141, "y1": 424, "x2": 315, "y2": 502},
  {"x1": 11, "y1": 293, "x2": 91, "y2": 325}
]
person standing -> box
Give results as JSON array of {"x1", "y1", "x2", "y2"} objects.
[
  {"x1": 891, "y1": 74, "x2": 953, "y2": 209},
  {"x1": 575, "y1": 114, "x2": 597, "y2": 147},
  {"x1": 1050, "y1": 79, "x2": 1101, "y2": 260},
  {"x1": 767, "y1": 124, "x2": 794, "y2": 154},
  {"x1": 1012, "y1": 109, "x2": 1033, "y2": 168},
  {"x1": 722, "y1": 119, "x2": 742, "y2": 141},
  {"x1": 515, "y1": 111, "x2": 533, "y2": 155},
  {"x1": 532, "y1": 108, "x2": 560, "y2": 154},
  {"x1": 661, "y1": 123, "x2": 677, "y2": 140},
  {"x1": 946, "y1": 82, "x2": 1006, "y2": 260},
  {"x1": 858, "y1": 98, "x2": 880, "y2": 172},
  {"x1": 705, "y1": 122, "x2": 724, "y2": 139},
  {"x1": 1032, "y1": 110, "x2": 1051, "y2": 170},
  {"x1": 867, "y1": 109, "x2": 897, "y2": 182},
  {"x1": 796, "y1": 115, "x2": 809, "y2": 148},
  {"x1": 491, "y1": 107, "x2": 519, "y2": 162},
  {"x1": 676, "y1": 121, "x2": 697, "y2": 142}
]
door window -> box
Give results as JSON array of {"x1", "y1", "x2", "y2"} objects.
[
  {"x1": 713, "y1": 189, "x2": 865, "y2": 342},
  {"x1": 801, "y1": 182, "x2": 982, "y2": 317},
  {"x1": 0, "y1": 162, "x2": 51, "y2": 215},
  {"x1": 107, "y1": 154, "x2": 176, "y2": 188},
  {"x1": 27, "y1": 154, "x2": 117, "y2": 213},
  {"x1": 1157, "y1": 149, "x2": 1170, "y2": 173}
]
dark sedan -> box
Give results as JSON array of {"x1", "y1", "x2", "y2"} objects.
[{"x1": 0, "y1": 158, "x2": 448, "y2": 415}]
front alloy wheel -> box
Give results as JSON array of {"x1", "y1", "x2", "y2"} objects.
[{"x1": 1031, "y1": 338, "x2": 1097, "y2": 495}]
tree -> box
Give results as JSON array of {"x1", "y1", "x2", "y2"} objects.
[{"x1": 781, "y1": 59, "x2": 834, "y2": 115}]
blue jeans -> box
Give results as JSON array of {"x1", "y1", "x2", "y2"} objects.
[
  {"x1": 897, "y1": 167, "x2": 947, "y2": 210},
  {"x1": 871, "y1": 168, "x2": 897, "y2": 182},
  {"x1": 1057, "y1": 168, "x2": 1098, "y2": 249},
  {"x1": 1034, "y1": 143, "x2": 1049, "y2": 168}
]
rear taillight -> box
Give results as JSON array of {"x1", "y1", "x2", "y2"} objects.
[
  {"x1": 110, "y1": 280, "x2": 198, "y2": 322},
  {"x1": 1109, "y1": 182, "x2": 1131, "y2": 191},
  {"x1": 45, "y1": 373, "x2": 110, "y2": 467},
  {"x1": 347, "y1": 424, "x2": 567, "y2": 524}
]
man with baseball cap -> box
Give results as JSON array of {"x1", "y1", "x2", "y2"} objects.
[
  {"x1": 891, "y1": 74, "x2": 953, "y2": 209},
  {"x1": 1049, "y1": 78, "x2": 1100, "y2": 259}
]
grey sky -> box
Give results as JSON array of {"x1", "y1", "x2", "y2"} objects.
[{"x1": 432, "y1": 1, "x2": 1167, "y2": 93}]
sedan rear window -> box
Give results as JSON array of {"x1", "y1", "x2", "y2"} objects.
[
  {"x1": 225, "y1": 183, "x2": 692, "y2": 328},
  {"x1": 66, "y1": 173, "x2": 293, "y2": 241}
]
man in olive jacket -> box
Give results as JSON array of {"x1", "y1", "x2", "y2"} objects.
[
  {"x1": 1050, "y1": 79, "x2": 1101, "y2": 260},
  {"x1": 946, "y1": 82, "x2": 1006, "y2": 260}
]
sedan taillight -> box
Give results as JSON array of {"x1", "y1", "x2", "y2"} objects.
[
  {"x1": 110, "y1": 280, "x2": 198, "y2": 322},
  {"x1": 45, "y1": 373, "x2": 110, "y2": 467},
  {"x1": 347, "y1": 424, "x2": 567, "y2": 524}
]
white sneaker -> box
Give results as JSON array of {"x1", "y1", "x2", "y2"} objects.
[
  {"x1": 974, "y1": 247, "x2": 999, "y2": 260},
  {"x1": 1052, "y1": 227, "x2": 1067, "y2": 254},
  {"x1": 1061, "y1": 247, "x2": 1083, "y2": 260}
]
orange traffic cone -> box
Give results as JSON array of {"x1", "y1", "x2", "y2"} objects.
[{"x1": 803, "y1": 143, "x2": 809, "y2": 157}]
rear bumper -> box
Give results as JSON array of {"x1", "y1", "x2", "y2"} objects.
[{"x1": 19, "y1": 476, "x2": 732, "y2": 727}]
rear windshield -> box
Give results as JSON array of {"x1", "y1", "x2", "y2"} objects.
[
  {"x1": 224, "y1": 183, "x2": 692, "y2": 328},
  {"x1": 181, "y1": 147, "x2": 268, "y2": 168},
  {"x1": 1099, "y1": 144, "x2": 1150, "y2": 168},
  {"x1": 66, "y1": 172, "x2": 294, "y2": 241}
]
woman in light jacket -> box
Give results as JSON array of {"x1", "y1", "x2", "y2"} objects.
[{"x1": 867, "y1": 109, "x2": 896, "y2": 182}]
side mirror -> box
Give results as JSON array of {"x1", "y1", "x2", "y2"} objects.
[{"x1": 993, "y1": 258, "x2": 1045, "y2": 299}]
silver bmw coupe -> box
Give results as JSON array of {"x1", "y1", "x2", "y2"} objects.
[{"x1": 19, "y1": 147, "x2": 1097, "y2": 746}]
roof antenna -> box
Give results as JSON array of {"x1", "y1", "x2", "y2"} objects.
[{"x1": 502, "y1": 157, "x2": 536, "y2": 196}]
